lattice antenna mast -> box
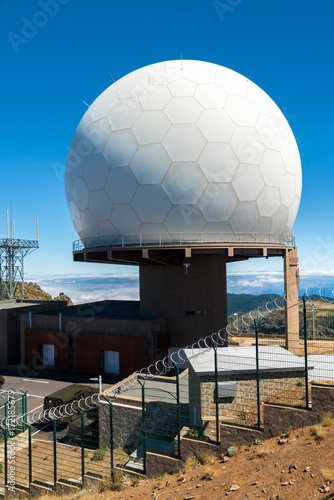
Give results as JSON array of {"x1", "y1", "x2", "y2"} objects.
[{"x1": 0, "y1": 212, "x2": 39, "y2": 300}]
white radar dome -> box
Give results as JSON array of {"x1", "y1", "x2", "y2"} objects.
[{"x1": 65, "y1": 60, "x2": 302, "y2": 247}]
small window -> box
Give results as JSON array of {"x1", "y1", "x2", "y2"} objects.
[{"x1": 185, "y1": 310, "x2": 206, "y2": 316}]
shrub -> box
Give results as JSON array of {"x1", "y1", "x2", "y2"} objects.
[
  {"x1": 91, "y1": 448, "x2": 107, "y2": 461},
  {"x1": 227, "y1": 446, "x2": 236, "y2": 457},
  {"x1": 200, "y1": 453, "x2": 215, "y2": 465},
  {"x1": 312, "y1": 425, "x2": 325, "y2": 441},
  {"x1": 322, "y1": 413, "x2": 333, "y2": 427}
]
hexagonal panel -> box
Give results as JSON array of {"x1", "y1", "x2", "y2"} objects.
[
  {"x1": 246, "y1": 84, "x2": 273, "y2": 115},
  {"x1": 225, "y1": 95, "x2": 258, "y2": 127},
  {"x1": 229, "y1": 202, "x2": 260, "y2": 233},
  {"x1": 118, "y1": 76, "x2": 150, "y2": 99},
  {"x1": 149, "y1": 68, "x2": 181, "y2": 85},
  {"x1": 168, "y1": 78, "x2": 197, "y2": 97},
  {"x1": 65, "y1": 169, "x2": 73, "y2": 202},
  {"x1": 138, "y1": 84, "x2": 172, "y2": 110},
  {"x1": 256, "y1": 186, "x2": 281, "y2": 217},
  {"x1": 182, "y1": 67, "x2": 215, "y2": 84},
  {"x1": 164, "y1": 205, "x2": 206, "y2": 233},
  {"x1": 108, "y1": 98, "x2": 142, "y2": 131},
  {"x1": 271, "y1": 205, "x2": 289, "y2": 235},
  {"x1": 197, "y1": 109, "x2": 235, "y2": 143},
  {"x1": 198, "y1": 183, "x2": 238, "y2": 222},
  {"x1": 110, "y1": 205, "x2": 141, "y2": 234},
  {"x1": 162, "y1": 162, "x2": 207, "y2": 204},
  {"x1": 198, "y1": 143, "x2": 239, "y2": 182},
  {"x1": 203, "y1": 221, "x2": 233, "y2": 233},
  {"x1": 280, "y1": 173, "x2": 296, "y2": 207},
  {"x1": 105, "y1": 167, "x2": 138, "y2": 203},
  {"x1": 281, "y1": 138, "x2": 298, "y2": 175},
  {"x1": 251, "y1": 216, "x2": 273, "y2": 234},
  {"x1": 98, "y1": 219, "x2": 118, "y2": 237},
  {"x1": 79, "y1": 117, "x2": 111, "y2": 155},
  {"x1": 88, "y1": 190, "x2": 113, "y2": 220},
  {"x1": 130, "y1": 144, "x2": 171, "y2": 184},
  {"x1": 164, "y1": 97, "x2": 203, "y2": 123},
  {"x1": 230, "y1": 126, "x2": 265, "y2": 165},
  {"x1": 68, "y1": 200, "x2": 83, "y2": 234},
  {"x1": 162, "y1": 124, "x2": 206, "y2": 161},
  {"x1": 91, "y1": 91, "x2": 119, "y2": 122},
  {"x1": 295, "y1": 163, "x2": 302, "y2": 196},
  {"x1": 139, "y1": 223, "x2": 168, "y2": 235},
  {"x1": 287, "y1": 195, "x2": 300, "y2": 230},
  {"x1": 256, "y1": 113, "x2": 284, "y2": 152},
  {"x1": 194, "y1": 83, "x2": 227, "y2": 109},
  {"x1": 72, "y1": 177, "x2": 89, "y2": 211},
  {"x1": 216, "y1": 69, "x2": 247, "y2": 96},
  {"x1": 83, "y1": 153, "x2": 110, "y2": 191},
  {"x1": 232, "y1": 165, "x2": 265, "y2": 201},
  {"x1": 103, "y1": 129, "x2": 138, "y2": 167},
  {"x1": 132, "y1": 111, "x2": 171, "y2": 144},
  {"x1": 259, "y1": 150, "x2": 286, "y2": 187},
  {"x1": 80, "y1": 209, "x2": 99, "y2": 237},
  {"x1": 132, "y1": 185, "x2": 172, "y2": 223}
]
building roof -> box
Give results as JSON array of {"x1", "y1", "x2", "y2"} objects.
[
  {"x1": 0, "y1": 300, "x2": 56, "y2": 311},
  {"x1": 185, "y1": 346, "x2": 314, "y2": 376},
  {"x1": 33, "y1": 299, "x2": 159, "y2": 320}
]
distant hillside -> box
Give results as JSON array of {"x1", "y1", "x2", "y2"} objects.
[
  {"x1": 23, "y1": 281, "x2": 73, "y2": 306},
  {"x1": 227, "y1": 293, "x2": 282, "y2": 316}
]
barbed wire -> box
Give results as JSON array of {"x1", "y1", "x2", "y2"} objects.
[{"x1": 1, "y1": 287, "x2": 333, "y2": 431}]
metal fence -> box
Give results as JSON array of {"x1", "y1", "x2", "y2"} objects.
[{"x1": 2, "y1": 304, "x2": 334, "y2": 491}]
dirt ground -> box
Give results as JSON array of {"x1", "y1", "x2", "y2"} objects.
[
  {"x1": 109, "y1": 422, "x2": 334, "y2": 500},
  {"x1": 28, "y1": 418, "x2": 334, "y2": 500}
]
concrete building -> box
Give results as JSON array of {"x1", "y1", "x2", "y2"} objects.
[
  {"x1": 22, "y1": 300, "x2": 169, "y2": 378},
  {"x1": 0, "y1": 299, "x2": 67, "y2": 366}
]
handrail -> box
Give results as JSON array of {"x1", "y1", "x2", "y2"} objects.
[{"x1": 72, "y1": 232, "x2": 295, "y2": 252}]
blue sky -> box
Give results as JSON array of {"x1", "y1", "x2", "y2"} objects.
[{"x1": 1, "y1": 0, "x2": 334, "y2": 296}]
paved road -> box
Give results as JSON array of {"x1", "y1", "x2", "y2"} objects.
[{"x1": 0, "y1": 367, "x2": 118, "y2": 414}]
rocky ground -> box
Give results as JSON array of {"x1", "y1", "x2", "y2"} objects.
[{"x1": 37, "y1": 419, "x2": 334, "y2": 500}]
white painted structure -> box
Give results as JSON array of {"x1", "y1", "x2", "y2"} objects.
[{"x1": 65, "y1": 60, "x2": 302, "y2": 247}]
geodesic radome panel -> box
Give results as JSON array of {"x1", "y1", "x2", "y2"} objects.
[{"x1": 65, "y1": 60, "x2": 302, "y2": 246}]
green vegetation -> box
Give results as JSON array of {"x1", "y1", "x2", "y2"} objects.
[{"x1": 91, "y1": 448, "x2": 107, "y2": 461}]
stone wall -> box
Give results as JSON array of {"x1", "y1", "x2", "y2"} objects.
[
  {"x1": 180, "y1": 436, "x2": 220, "y2": 460},
  {"x1": 186, "y1": 370, "x2": 306, "y2": 433},
  {"x1": 311, "y1": 383, "x2": 334, "y2": 417},
  {"x1": 146, "y1": 452, "x2": 183, "y2": 478},
  {"x1": 220, "y1": 424, "x2": 264, "y2": 453},
  {"x1": 263, "y1": 403, "x2": 318, "y2": 438}
]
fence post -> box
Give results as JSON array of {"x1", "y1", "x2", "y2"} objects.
[
  {"x1": 28, "y1": 425, "x2": 32, "y2": 485},
  {"x1": 141, "y1": 382, "x2": 146, "y2": 475},
  {"x1": 303, "y1": 296, "x2": 309, "y2": 408},
  {"x1": 81, "y1": 412, "x2": 85, "y2": 480},
  {"x1": 254, "y1": 320, "x2": 261, "y2": 430},
  {"x1": 214, "y1": 346, "x2": 220, "y2": 443},
  {"x1": 53, "y1": 421, "x2": 57, "y2": 486},
  {"x1": 4, "y1": 425, "x2": 8, "y2": 486},
  {"x1": 109, "y1": 402, "x2": 113, "y2": 473},
  {"x1": 175, "y1": 364, "x2": 181, "y2": 459}
]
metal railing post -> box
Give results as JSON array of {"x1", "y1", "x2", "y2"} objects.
[
  {"x1": 81, "y1": 412, "x2": 85, "y2": 480},
  {"x1": 28, "y1": 425, "x2": 32, "y2": 485},
  {"x1": 214, "y1": 346, "x2": 220, "y2": 443},
  {"x1": 109, "y1": 402, "x2": 113, "y2": 473},
  {"x1": 53, "y1": 421, "x2": 57, "y2": 486},
  {"x1": 303, "y1": 296, "x2": 309, "y2": 408},
  {"x1": 254, "y1": 320, "x2": 261, "y2": 430}
]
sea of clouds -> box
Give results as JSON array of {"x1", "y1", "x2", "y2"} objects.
[{"x1": 29, "y1": 269, "x2": 334, "y2": 305}]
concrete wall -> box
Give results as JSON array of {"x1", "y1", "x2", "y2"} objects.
[{"x1": 140, "y1": 254, "x2": 227, "y2": 348}]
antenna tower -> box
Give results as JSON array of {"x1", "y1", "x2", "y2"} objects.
[{"x1": 0, "y1": 211, "x2": 39, "y2": 300}]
